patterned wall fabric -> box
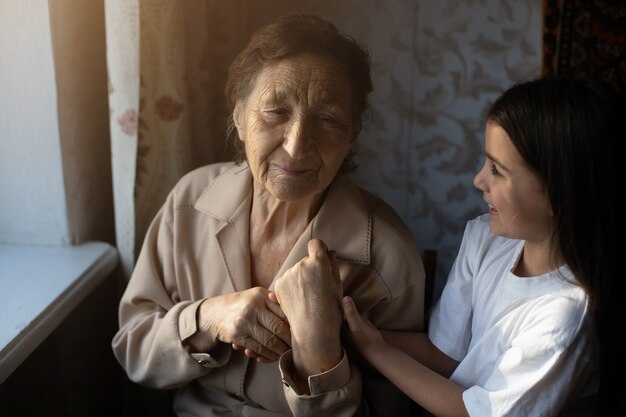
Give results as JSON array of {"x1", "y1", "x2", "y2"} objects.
[
  {"x1": 543, "y1": 0, "x2": 626, "y2": 96},
  {"x1": 106, "y1": 0, "x2": 542, "y2": 293},
  {"x1": 338, "y1": 0, "x2": 542, "y2": 295}
]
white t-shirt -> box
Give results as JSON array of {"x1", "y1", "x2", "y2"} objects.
[{"x1": 429, "y1": 214, "x2": 597, "y2": 417}]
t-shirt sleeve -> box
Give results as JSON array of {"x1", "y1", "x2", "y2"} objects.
[{"x1": 428, "y1": 220, "x2": 476, "y2": 361}]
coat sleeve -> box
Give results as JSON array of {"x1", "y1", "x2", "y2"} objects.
[
  {"x1": 111, "y1": 195, "x2": 231, "y2": 389},
  {"x1": 279, "y1": 349, "x2": 365, "y2": 416}
]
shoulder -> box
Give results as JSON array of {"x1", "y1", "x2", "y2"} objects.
[
  {"x1": 357, "y1": 187, "x2": 419, "y2": 252},
  {"x1": 169, "y1": 161, "x2": 241, "y2": 205},
  {"x1": 522, "y1": 287, "x2": 590, "y2": 346},
  {"x1": 448, "y1": 214, "x2": 522, "y2": 284},
  {"x1": 348, "y1": 186, "x2": 425, "y2": 327},
  {"x1": 463, "y1": 213, "x2": 519, "y2": 261},
  {"x1": 463, "y1": 213, "x2": 493, "y2": 243},
  {"x1": 175, "y1": 161, "x2": 239, "y2": 192},
  {"x1": 354, "y1": 187, "x2": 424, "y2": 295}
]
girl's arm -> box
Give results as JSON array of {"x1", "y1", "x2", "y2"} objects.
[
  {"x1": 380, "y1": 330, "x2": 459, "y2": 378},
  {"x1": 343, "y1": 296, "x2": 469, "y2": 417}
]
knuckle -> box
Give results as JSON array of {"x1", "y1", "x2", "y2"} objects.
[
  {"x1": 239, "y1": 302, "x2": 256, "y2": 319},
  {"x1": 261, "y1": 332, "x2": 277, "y2": 348},
  {"x1": 264, "y1": 335, "x2": 281, "y2": 353},
  {"x1": 250, "y1": 286, "x2": 265, "y2": 297},
  {"x1": 230, "y1": 316, "x2": 248, "y2": 337},
  {"x1": 274, "y1": 279, "x2": 286, "y2": 295},
  {"x1": 253, "y1": 342, "x2": 272, "y2": 358},
  {"x1": 269, "y1": 318, "x2": 287, "y2": 336}
]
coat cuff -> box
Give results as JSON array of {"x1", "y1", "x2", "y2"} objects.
[
  {"x1": 178, "y1": 299, "x2": 231, "y2": 368},
  {"x1": 178, "y1": 299, "x2": 205, "y2": 341},
  {"x1": 278, "y1": 348, "x2": 350, "y2": 395}
]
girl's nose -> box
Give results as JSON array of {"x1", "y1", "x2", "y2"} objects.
[{"x1": 473, "y1": 164, "x2": 486, "y2": 191}]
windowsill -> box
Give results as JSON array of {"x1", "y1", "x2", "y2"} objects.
[{"x1": 0, "y1": 241, "x2": 118, "y2": 383}]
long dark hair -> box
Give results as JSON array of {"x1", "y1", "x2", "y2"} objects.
[{"x1": 488, "y1": 77, "x2": 624, "y2": 416}]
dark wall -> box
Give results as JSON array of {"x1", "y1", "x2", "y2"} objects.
[{"x1": 0, "y1": 269, "x2": 175, "y2": 417}]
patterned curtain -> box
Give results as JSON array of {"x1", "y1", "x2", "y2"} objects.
[
  {"x1": 104, "y1": 1, "x2": 248, "y2": 276},
  {"x1": 543, "y1": 0, "x2": 626, "y2": 95}
]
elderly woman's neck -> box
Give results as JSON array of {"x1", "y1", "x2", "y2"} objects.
[
  {"x1": 249, "y1": 186, "x2": 326, "y2": 288},
  {"x1": 250, "y1": 186, "x2": 325, "y2": 233}
]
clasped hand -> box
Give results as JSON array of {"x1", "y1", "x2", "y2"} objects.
[
  {"x1": 272, "y1": 239, "x2": 344, "y2": 389},
  {"x1": 192, "y1": 287, "x2": 291, "y2": 363},
  {"x1": 272, "y1": 239, "x2": 343, "y2": 348},
  {"x1": 191, "y1": 239, "x2": 343, "y2": 372}
]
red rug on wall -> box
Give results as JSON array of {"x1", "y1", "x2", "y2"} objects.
[{"x1": 543, "y1": 0, "x2": 626, "y2": 96}]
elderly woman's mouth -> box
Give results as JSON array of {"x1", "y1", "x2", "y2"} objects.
[{"x1": 274, "y1": 164, "x2": 314, "y2": 176}]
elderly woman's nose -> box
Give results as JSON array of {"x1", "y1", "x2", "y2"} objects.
[{"x1": 283, "y1": 119, "x2": 312, "y2": 158}]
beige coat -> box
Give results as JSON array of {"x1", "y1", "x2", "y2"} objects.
[{"x1": 112, "y1": 162, "x2": 425, "y2": 417}]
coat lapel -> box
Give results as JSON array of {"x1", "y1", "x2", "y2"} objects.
[
  {"x1": 269, "y1": 174, "x2": 371, "y2": 289},
  {"x1": 310, "y1": 174, "x2": 371, "y2": 264},
  {"x1": 194, "y1": 164, "x2": 253, "y2": 292}
]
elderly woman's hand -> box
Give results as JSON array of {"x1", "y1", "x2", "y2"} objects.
[
  {"x1": 273, "y1": 239, "x2": 344, "y2": 392},
  {"x1": 188, "y1": 287, "x2": 291, "y2": 362}
]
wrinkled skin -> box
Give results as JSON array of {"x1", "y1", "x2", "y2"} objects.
[{"x1": 272, "y1": 239, "x2": 344, "y2": 393}]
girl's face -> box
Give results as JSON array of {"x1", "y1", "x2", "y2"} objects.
[{"x1": 473, "y1": 121, "x2": 553, "y2": 244}]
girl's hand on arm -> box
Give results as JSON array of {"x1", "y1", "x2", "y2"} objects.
[
  {"x1": 342, "y1": 295, "x2": 468, "y2": 417},
  {"x1": 341, "y1": 295, "x2": 387, "y2": 361}
]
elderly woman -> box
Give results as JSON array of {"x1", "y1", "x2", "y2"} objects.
[{"x1": 112, "y1": 12, "x2": 425, "y2": 417}]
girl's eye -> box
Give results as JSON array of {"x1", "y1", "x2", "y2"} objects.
[{"x1": 489, "y1": 162, "x2": 501, "y2": 177}]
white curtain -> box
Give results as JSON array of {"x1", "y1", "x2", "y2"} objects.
[{"x1": 104, "y1": 0, "x2": 140, "y2": 277}]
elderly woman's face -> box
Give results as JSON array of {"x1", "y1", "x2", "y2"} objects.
[{"x1": 234, "y1": 53, "x2": 355, "y2": 202}]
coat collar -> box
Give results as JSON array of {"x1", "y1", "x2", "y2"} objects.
[
  {"x1": 193, "y1": 163, "x2": 371, "y2": 286},
  {"x1": 193, "y1": 163, "x2": 252, "y2": 222}
]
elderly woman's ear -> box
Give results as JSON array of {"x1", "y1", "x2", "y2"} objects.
[{"x1": 233, "y1": 101, "x2": 246, "y2": 141}]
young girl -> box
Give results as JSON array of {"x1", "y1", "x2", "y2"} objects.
[{"x1": 342, "y1": 77, "x2": 624, "y2": 417}]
